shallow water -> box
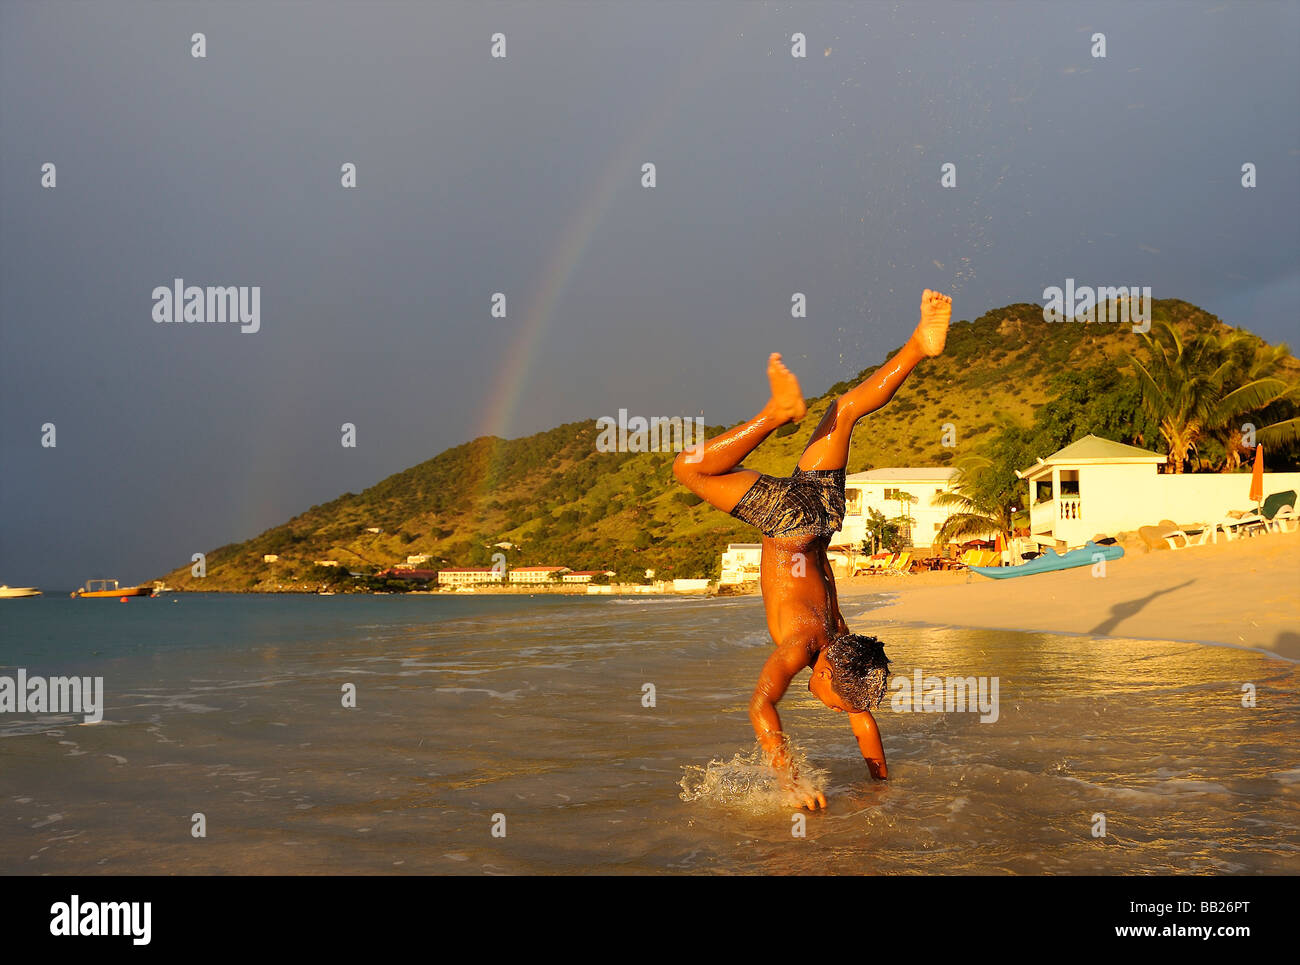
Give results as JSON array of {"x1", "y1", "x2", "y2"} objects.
[{"x1": 1, "y1": 592, "x2": 1297, "y2": 874}]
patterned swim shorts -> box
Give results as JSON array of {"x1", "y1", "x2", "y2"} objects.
[{"x1": 728, "y1": 467, "x2": 847, "y2": 539}]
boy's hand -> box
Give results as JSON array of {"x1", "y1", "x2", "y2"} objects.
[
  {"x1": 911, "y1": 288, "x2": 952, "y2": 357},
  {"x1": 777, "y1": 765, "x2": 828, "y2": 810},
  {"x1": 762, "y1": 739, "x2": 827, "y2": 810}
]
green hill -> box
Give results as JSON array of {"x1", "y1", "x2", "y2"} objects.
[{"x1": 157, "y1": 299, "x2": 1297, "y2": 591}]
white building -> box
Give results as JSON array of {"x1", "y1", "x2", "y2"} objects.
[
  {"x1": 406, "y1": 554, "x2": 432, "y2": 567},
  {"x1": 1018, "y1": 434, "x2": 1300, "y2": 546},
  {"x1": 719, "y1": 543, "x2": 762, "y2": 585},
  {"x1": 835, "y1": 467, "x2": 981, "y2": 550},
  {"x1": 561, "y1": 570, "x2": 615, "y2": 583},
  {"x1": 508, "y1": 566, "x2": 571, "y2": 584},
  {"x1": 670, "y1": 578, "x2": 711, "y2": 592},
  {"x1": 262, "y1": 554, "x2": 279, "y2": 563},
  {"x1": 437, "y1": 568, "x2": 505, "y2": 586}
]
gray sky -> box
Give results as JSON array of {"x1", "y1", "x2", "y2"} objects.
[{"x1": 2, "y1": 0, "x2": 1298, "y2": 588}]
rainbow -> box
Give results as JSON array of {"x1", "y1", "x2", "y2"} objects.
[{"x1": 469, "y1": 15, "x2": 758, "y2": 504}]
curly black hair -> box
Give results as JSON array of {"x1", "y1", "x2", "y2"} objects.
[{"x1": 824, "y1": 633, "x2": 891, "y2": 712}]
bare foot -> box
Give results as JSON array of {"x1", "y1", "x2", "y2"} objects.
[
  {"x1": 764, "y1": 353, "x2": 807, "y2": 422},
  {"x1": 911, "y1": 289, "x2": 952, "y2": 357}
]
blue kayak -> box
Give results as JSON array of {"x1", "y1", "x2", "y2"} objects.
[{"x1": 970, "y1": 541, "x2": 1124, "y2": 579}]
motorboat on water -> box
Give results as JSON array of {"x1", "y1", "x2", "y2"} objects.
[
  {"x1": 73, "y1": 579, "x2": 154, "y2": 598},
  {"x1": 0, "y1": 585, "x2": 41, "y2": 598}
]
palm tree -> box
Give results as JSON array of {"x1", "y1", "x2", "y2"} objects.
[
  {"x1": 1126, "y1": 321, "x2": 1297, "y2": 473},
  {"x1": 892, "y1": 490, "x2": 917, "y2": 545},
  {"x1": 1203, "y1": 340, "x2": 1300, "y2": 470},
  {"x1": 932, "y1": 455, "x2": 1017, "y2": 546}
]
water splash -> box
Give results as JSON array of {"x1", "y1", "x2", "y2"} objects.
[{"x1": 679, "y1": 741, "x2": 829, "y2": 814}]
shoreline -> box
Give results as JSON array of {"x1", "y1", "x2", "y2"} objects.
[{"x1": 141, "y1": 583, "x2": 713, "y2": 597}]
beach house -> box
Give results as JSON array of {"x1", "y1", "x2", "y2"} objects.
[
  {"x1": 561, "y1": 570, "x2": 616, "y2": 583},
  {"x1": 834, "y1": 468, "x2": 973, "y2": 551},
  {"x1": 1017, "y1": 434, "x2": 1300, "y2": 546},
  {"x1": 719, "y1": 543, "x2": 762, "y2": 585}
]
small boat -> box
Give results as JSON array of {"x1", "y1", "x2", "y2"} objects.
[
  {"x1": 74, "y1": 579, "x2": 154, "y2": 598},
  {"x1": 970, "y1": 541, "x2": 1124, "y2": 580},
  {"x1": 0, "y1": 585, "x2": 41, "y2": 598}
]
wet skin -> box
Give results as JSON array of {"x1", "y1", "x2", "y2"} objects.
[
  {"x1": 750, "y1": 533, "x2": 887, "y2": 811},
  {"x1": 673, "y1": 290, "x2": 952, "y2": 809}
]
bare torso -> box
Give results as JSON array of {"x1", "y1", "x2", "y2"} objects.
[{"x1": 758, "y1": 534, "x2": 848, "y2": 660}]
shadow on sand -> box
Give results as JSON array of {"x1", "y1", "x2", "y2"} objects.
[
  {"x1": 1273, "y1": 632, "x2": 1300, "y2": 661},
  {"x1": 1088, "y1": 579, "x2": 1196, "y2": 637}
]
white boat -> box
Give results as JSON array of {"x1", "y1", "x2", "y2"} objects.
[{"x1": 0, "y1": 585, "x2": 41, "y2": 598}]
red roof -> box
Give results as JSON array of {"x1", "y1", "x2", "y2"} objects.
[
  {"x1": 511, "y1": 566, "x2": 570, "y2": 572},
  {"x1": 377, "y1": 568, "x2": 439, "y2": 580}
]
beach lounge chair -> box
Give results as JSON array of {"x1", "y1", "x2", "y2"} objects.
[
  {"x1": 1216, "y1": 490, "x2": 1295, "y2": 540},
  {"x1": 1262, "y1": 491, "x2": 1297, "y2": 533},
  {"x1": 853, "y1": 553, "x2": 890, "y2": 576},
  {"x1": 1163, "y1": 524, "x2": 1215, "y2": 549},
  {"x1": 1269, "y1": 504, "x2": 1298, "y2": 534},
  {"x1": 865, "y1": 553, "x2": 896, "y2": 574},
  {"x1": 1215, "y1": 510, "x2": 1264, "y2": 540},
  {"x1": 890, "y1": 551, "x2": 912, "y2": 573}
]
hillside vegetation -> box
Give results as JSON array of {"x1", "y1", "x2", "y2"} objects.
[{"x1": 158, "y1": 300, "x2": 1297, "y2": 591}]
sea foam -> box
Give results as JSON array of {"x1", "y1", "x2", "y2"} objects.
[{"x1": 679, "y1": 741, "x2": 829, "y2": 814}]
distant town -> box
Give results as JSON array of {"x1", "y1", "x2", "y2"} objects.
[{"x1": 241, "y1": 552, "x2": 710, "y2": 596}]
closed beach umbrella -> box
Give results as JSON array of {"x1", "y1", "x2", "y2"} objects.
[{"x1": 1249, "y1": 445, "x2": 1264, "y2": 507}]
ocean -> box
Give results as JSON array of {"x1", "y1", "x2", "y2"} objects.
[{"x1": 2, "y1": 592, "x2": 1297, "y2": 874}]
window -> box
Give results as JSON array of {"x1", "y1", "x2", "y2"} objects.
[{"x1": 845, "y1": 488, "x2": 863, "y2": 515}]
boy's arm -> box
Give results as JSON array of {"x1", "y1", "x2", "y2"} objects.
[
  {"x1": 750, "y1": 643, "x2": 827, "y2": 810},
  {"x1": 850, "y1": 710, "x2": 888, "y2": 780},
  {"x1": 748, "y1": 644, "x2": 809, "y2": 762}
]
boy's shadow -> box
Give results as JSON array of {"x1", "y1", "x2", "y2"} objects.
[
  {"x1": 1274, "y1": 632, "x2": 1300, "y2": 661},
  {"x1": 1089, "y1": 579, "x2": 1195, "y2": 637}
]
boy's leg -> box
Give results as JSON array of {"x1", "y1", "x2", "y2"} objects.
[
  {"x1": 672, "y1": 353, "x2": 806, "y2": 513},
  {"x1": 797, "y1": 289, "x2": 952, "y2": 472}
]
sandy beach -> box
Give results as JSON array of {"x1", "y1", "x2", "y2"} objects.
[{"x1": 841, "y1": 529, "x2": 1300, "y2": 658}]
